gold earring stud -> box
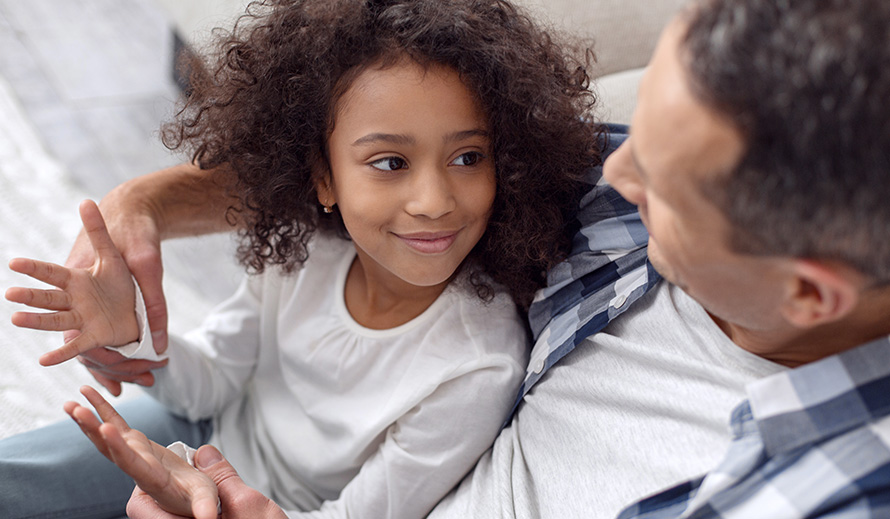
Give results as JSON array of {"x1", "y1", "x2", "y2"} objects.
[{"x1": 323, "y1": 205, "x2": 333, "y2": 214}]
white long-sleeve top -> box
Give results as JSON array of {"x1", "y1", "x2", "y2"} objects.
[{"x1": 126, "y1": 236, "x2": 528, "y2": 518}]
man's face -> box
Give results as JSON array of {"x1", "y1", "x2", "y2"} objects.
[{"x1": 603, "y1": 18, "x2": 793, "y2": 335}]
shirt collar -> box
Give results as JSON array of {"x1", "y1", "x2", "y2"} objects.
[{"x1": 744, "y1": 335, "x2": 890, "y2": 456}]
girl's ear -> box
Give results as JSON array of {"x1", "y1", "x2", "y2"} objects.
[
  {"x1": 313, "y1": 163, "x2": 335, "y2": 208},
  {"x1": 780, "y1": 260, "x2": 862, "y2": 328}
]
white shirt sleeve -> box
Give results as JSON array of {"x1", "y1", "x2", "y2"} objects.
[
  {"x1": 128, "y1": 275, "x2": 265, "y2": 421},
  {"x1": 105, "y1": 278, "x2": 165, "y2": 361}
]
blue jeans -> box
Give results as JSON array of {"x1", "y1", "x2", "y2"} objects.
[{"x1": 0, "y1": 396, "x2": 212, "y2": 519}]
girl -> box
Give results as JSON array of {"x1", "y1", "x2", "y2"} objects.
[{"x1": 5, "y1": 0, "x2": 599, "y2": 517}]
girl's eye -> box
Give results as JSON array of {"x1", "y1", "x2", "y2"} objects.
[
  {"x1": 451, "y1": 152, "x2": 484, "y2": 167},
  {"x1": 370, "y1": 157, "x2": 407, "y2": 171}
]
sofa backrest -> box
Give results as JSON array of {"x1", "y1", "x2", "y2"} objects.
[{"x1": 516, "y1": 0, "x2": 687, "y2": 78}]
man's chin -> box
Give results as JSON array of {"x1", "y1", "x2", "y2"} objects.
[{"x1": 646, "y1": 245, "x2": 684, "y2": 290}]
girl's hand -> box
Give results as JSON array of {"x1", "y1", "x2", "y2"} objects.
[
  {"x1": 128, "y1": 445, "x2": 288, "y2": 519},
  {"x1": 65, "y1": 386, "x2": 220, "y2": 519},
  {"x1": 5, "y1": 199, "x2": 140, "y2": 366}
]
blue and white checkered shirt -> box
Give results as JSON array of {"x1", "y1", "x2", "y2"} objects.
[
  {"x1": 616, "y1": 336, "x2": 890, "y2": 518},
  {"x1": 510, "y1": 125, "x2": 660, "y2": 416}
]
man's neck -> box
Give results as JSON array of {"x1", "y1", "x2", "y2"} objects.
[{"x1": 709, "y1": 304, "x2": 890, "y2": 368}]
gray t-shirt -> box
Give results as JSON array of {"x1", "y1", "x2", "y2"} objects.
[{"x1": 429, "y1": 281, "x2": 785, "y2": 518}]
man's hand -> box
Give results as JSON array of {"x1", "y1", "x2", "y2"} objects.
[{"x1": 127, "y1": 445, "x2": 288, "y2": 519}]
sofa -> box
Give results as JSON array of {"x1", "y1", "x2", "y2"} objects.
[{"x1": 155, "y1": 0, "x2": 688, "y2": 125}]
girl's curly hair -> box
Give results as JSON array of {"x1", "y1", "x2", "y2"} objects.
[{"x1": 163, "y1": 0, "x2": 602, "y2": 309}]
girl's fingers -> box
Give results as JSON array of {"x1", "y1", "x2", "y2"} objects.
[
  {"x1": 11, "y1": 309, "x2": 79, "y2": 332},
  {"x1": 8, "y1": 258, "x2": 71, "y2": 289},
  {"x1": 191, "y1": 486, "x2": 221, "y2": 519},
  {"x1": 4, "y1": 286, "x2": 71, "y2": 311},
  {"x1": 98, "y1": 422, "x2": 156, "y2": 479},
  {"x1": 64, "y1": 401, "x2": 113, "y2": 459},
  {"x1": 39, "y1": 335, "x2": 92, "y2": 366},
  {"x1": 79, "y1": 200, "x2": 122, "y2": 262},
  {"x1": 80, "y1": 385, "x2": 131, "y2": 431}
]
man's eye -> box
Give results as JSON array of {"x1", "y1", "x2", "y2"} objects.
[
  {"x1": 370, "y1": 157, "x2": 407, "y2": 171},
  {"x1": 451, "y1": 152, "x2": 483, "y2": 167}
]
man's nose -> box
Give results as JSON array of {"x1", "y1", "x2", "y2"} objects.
[{"x1": 603, "y1": 141, "x2": 646, "y2": 206}]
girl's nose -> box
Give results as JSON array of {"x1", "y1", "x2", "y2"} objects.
[{"x1": 405, "y1": 167, "x2": 457, "y2": 219}]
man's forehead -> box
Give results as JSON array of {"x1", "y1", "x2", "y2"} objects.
[{"x1": 633, "y1": 17, "x2": 745, "y2": 185}]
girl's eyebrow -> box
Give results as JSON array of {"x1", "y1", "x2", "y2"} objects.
[
  {"x1": 352, "y1": 129, "x2": 489, "y2": 147},
  {"x1": 352, "y1": 133, "x2": 415, "y2": 147}
]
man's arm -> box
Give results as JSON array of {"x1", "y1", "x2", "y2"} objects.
[{"x1": 66, "y1": 163, "x2": 240, "y2": 395}]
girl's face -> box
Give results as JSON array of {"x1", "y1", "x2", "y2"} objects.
[{"x1": 319, "y1": 59, "x2": 495, "y2": 293}]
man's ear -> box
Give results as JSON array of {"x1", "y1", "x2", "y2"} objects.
[{"x1": 781, "y1": 260, "x2": 861, "y2": 328}]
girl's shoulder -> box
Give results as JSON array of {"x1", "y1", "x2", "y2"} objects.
[{"x1": 430, "y1": 279, "x2": 529, "y2": 357}]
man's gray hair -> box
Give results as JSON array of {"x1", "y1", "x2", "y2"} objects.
[{"x1": 682, "y1": 0, "x2": 890, "y2": 282}]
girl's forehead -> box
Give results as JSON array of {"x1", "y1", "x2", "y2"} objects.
[{"x1": 332, "y1": 58, "x2": 487, "y2": 125}]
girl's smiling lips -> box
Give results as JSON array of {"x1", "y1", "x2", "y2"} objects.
[{"x1": 395, "y1": 231, "x2": 460, "y2": 254}]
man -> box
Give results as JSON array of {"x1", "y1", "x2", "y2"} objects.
[{"x1": 7, "y1": 0, "x2": 889, "y2": 517}]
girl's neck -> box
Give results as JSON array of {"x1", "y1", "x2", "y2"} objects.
[{"x1": 344, "y1": 255, "x2": 451, "y2": 330}]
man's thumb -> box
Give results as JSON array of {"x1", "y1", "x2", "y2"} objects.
[
  {"x1": 195, "y1": 445, "x2": 248, "y2": 491},
  {"x1": 195, "y1": 445, "x2": 225, "y2": 471}
]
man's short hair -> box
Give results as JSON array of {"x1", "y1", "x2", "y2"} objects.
[{"x1": 682, "y1": 0, "x2": 890, "y2": 282}]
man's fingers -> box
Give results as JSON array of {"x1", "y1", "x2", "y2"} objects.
[
  {"x1": 87, "y1": 369, "x2": 124, "y2": 396},
  {"x1": 80, "y1": 361, "x2": 161, "y2": 386},
  {"x1": 126, "y1": 252, "x2": 168, "y2": 355},
  {"x1": 80, "y1": 385, "x2": 131, "y2": 431},
  {"x1": 78, "y1": 352, "x2": 167, "y2": 375},
  {"x1": 78, "y1": 345, "x2": 128, "y2": 366},
  {"x1": 79, "y1": 200, "x2": 123, "y2": 262},
  {"x1": 5, "y1": 286, "x2": 71, "y2": 310},
  {"x1": 8, "y1": 258, "x2": 71, "y2": 288},
  {"x1": 78, "y1": 353, "x2": 166, "y2": 387},
  {"x1": 145, "y1": 297, "x2": 169, "y2": 355}
]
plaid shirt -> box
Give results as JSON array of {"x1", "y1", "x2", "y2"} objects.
[
  {"x1": 614, "y1": 311, "x2": 890, "y2": 518},
  {"x1": 510, "y1": 125, "x2": 660, "y2": 417}
]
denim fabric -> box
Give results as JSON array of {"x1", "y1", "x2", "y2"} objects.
[{"x1": 0, "y1": 396, "x2": 212, "y2": 519}]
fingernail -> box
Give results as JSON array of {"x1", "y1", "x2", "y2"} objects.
[{"x1": 195, "y1": 446, "x2": 222, "y2": 469}]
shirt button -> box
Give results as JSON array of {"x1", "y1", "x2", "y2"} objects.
[
  {"x1": 614, "y1": 294, "x2": 628, "y2": 308},
  {"x1": 533, "y1": 359, "x2": 545, "y2": 374}
]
